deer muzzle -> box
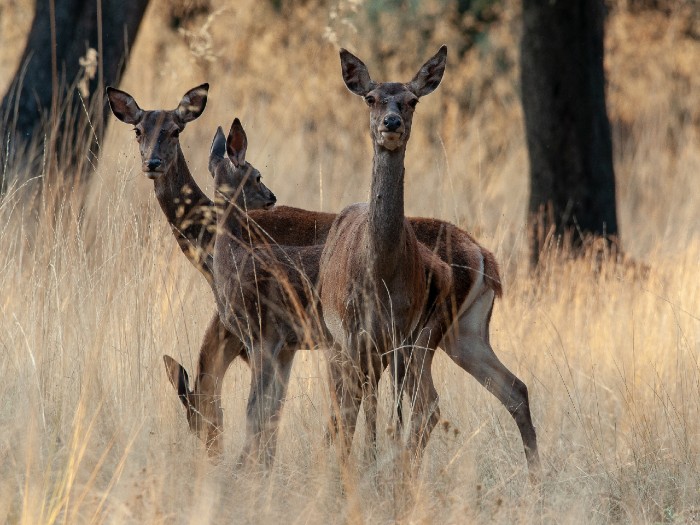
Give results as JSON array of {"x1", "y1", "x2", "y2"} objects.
[
  {"x1": 264, "y1": 192, "x2": 277, "y2": 210},
  {"x1": 378, "y1": 130, "x2": 404, "y2": 150},
  {"x1": 142, "y1": 158, "x2": 165, "y2": 178},
  {"x1": 378, "y1": 113, "x2": 405, "y2": 149}
]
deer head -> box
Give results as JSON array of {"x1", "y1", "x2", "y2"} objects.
[
  {"x1": 162, "y1": 355, "x2": 223, "y2": 456},
  {"x1": 106, "y1": 84, "x2": 209, "y2": 179},
  {"x1": 208, "y1": 119, "x2": 277, "y2": 211},
  {"x1": 339, "y1": 46, "x2": 447, "y2": 151}
]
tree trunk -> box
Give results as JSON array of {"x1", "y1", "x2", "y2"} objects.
[
  {"x1": 0, "y1": 0, "x2": 150, "y2": 186},
  {"x1": 521, "y1": 0, "x2": 619, "y2": 266}
]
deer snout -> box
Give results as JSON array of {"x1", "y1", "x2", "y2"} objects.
[
  {"x1": 383, "y1": 114, "x2": 402, "y2": 132},
  {"x1": 143, "y1": 158, "x2": 164, "y2": 177},
  {"x1": 266, "y1": 191, "x2": 277, "y2": 209}
]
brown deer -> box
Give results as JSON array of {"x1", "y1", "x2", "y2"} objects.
[
  {"x1": 318, "y1": 47, "x2": 541, "y2": 479},
  {"x1": 318, "y1": 46, "x2": 451, "y2": 462},
  {"x1": 107, "y1": 84, "x2": 242, "y2": 456},
  {"x1": 107, "y1": 83, "x2": 540, "y2": 479},
  {"x1": 209, "y1": 119, "x2": 333, "y2": 466},
  {"x1": 106, "y1": 84, "x2": 216, "y2": 276}
]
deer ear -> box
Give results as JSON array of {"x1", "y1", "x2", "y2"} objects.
[
  {"x1": 226, "y1": 118, "x2": 247, "y2": 167},
  {"x1": 407, "y1": 45, "x2": 447, "y2": 98},
  {"x1": 106, "y1": 86, "x2": 144, "y2": 124},
  {"x1": 340, "y1": 49, "x2": 375, "y2": 96},
  {"x1": 175, "y1": 83, "x2": 209, "y2": 123},
  {"x1": 209, "y1": 126, "x2": 227, "y2": 175},
  {"x1": 163, "y1": 355, "x2": 192, "y2": 408}
]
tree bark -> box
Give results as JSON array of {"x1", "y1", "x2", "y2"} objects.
[
  {"x1": 0, "y1": 0, "x2": 150, "y2": 185},
  {"x1": 521, "y1": 0, "x2": 619, "y2": 266}
]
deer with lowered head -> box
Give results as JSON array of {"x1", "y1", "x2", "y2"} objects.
[{"x1": 107, "y1": 84, "x2": 242, "y2": 456}]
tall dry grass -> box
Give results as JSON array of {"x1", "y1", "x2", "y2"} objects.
[{"x1": 0, "y1": 0, "x2": 699, "y2": 523}]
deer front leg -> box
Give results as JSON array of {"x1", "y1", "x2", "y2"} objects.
[
  {"x1": 402, "y1": 348, "x2": 440, "y2": 462},
  {"x1": 238, "y1": 341, "x2": 294, "y2": 469},
  {"x1": 258, "y1": 346, "x2": 295, "y2": 467},
  {"x1": 360, "y1": 349, "x2": 383, "y2": 463},
  {"x1": 326, "y1": 356, "x2": 381, "y2": 460},
  {"x1": 388, "y1": 316, "x2": 444, "y2": 462}
]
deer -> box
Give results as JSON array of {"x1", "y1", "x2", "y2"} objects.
[
  {"x1": 208, "y1": 119, "x2": 337, "y2": 466},
  {"x1": 318, "y1": 46, "x2": 541, "y2": 480},
  {"x1": 107, "y1": 82, "x2": 540, "y2": 480},
  {"x1": 107, "y1": 84, "x2": 242, "y2": 456},
  {"x1": 318, "y1": 46, "x2": 451, "y2": 463}
]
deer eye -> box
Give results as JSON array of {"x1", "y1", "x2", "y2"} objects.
[
  {"x1": 133, "y1": 128, "x2": 141, "y2": 138},
  {"x1": 256, "y1": 175, "x2": 261, "y2": 183},
  {"x1": 365, "y1": 95, "x2": 376, "y2": 106},
  {"x1": 408, "y1": 98, "x2": 418, "y2": 109},
  {"x1": 172, "y1": 129, "x2": 180, "y2": 138}
]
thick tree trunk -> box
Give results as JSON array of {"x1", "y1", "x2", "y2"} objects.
[
  {"x1": 0, "y1": 0, "x2": 150, "y2": 185},
  {"x1": 521, "y1": 0, "x2": 619, "y2": 266}
]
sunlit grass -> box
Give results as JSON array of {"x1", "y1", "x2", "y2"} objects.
[{"x1": 1, "y1": 0, "x2": 699, "y2": 523}]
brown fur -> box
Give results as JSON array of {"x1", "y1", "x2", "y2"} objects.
[
  {"x1": 317, "y1": 47, "x2": 456, "y2": 460},
  {"x1": 210, "y1": 122, "x2": 332, "y2": 466}
]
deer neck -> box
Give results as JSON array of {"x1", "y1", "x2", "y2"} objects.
[
  {"x1": 152, "y1": 144, "x2": 215, "y2": 279},
  {"x1": 153, "y1": 144, "x2": 213, "y2": 229},
  {"x1": 368, "y1": 142, "x2": 407, "y2": 272},
  {"x1": 215, "y1": 191, "x2": 247, "y2": 245}
]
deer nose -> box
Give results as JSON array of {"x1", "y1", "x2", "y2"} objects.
[
  {"x1": 146, "y1": 159, "x2": 162, "y2": 171},
  {"x1": 383, "y1": 114, "x2": 402, "y2": 132},
  {"x1": 264, "y1": 192, "x2": 276, "y2": 209}
]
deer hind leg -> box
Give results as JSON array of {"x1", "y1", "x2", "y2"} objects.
[
  {"x1": 239, "y1": 341, "x2": 294, "y2": 469},
  {"x1": 443, "y1": 290, "x2": 541, "y2": 482},
  {"x1": 403, "y1": 347, "x2": 440, "y2": 462}
]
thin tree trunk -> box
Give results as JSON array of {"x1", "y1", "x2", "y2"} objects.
[
  {"x1": 0, "y1": 0, "x2": 150, "y2": 186},
  {"x1": 521, "y1": 0, "x2": 619, "y2": 266}
]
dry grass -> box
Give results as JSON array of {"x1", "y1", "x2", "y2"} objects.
[{"x1": 1, "y1": 0, "x2": 699, "y2": 523}]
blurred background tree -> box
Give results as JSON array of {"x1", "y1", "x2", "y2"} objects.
[
  {"x1": 0, "y1": 0, "x2": 217, "y2": 189},
  {"x1": 0, "y1": 0, "x2": 150, "y2": 187},
  {"x1": 521, "y1": 0, "x2": 619, "y2": 266}
]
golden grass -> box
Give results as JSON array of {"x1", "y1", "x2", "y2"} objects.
[{"x1": 1, "y1": 0, "x2": 699, "y2": 523}]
